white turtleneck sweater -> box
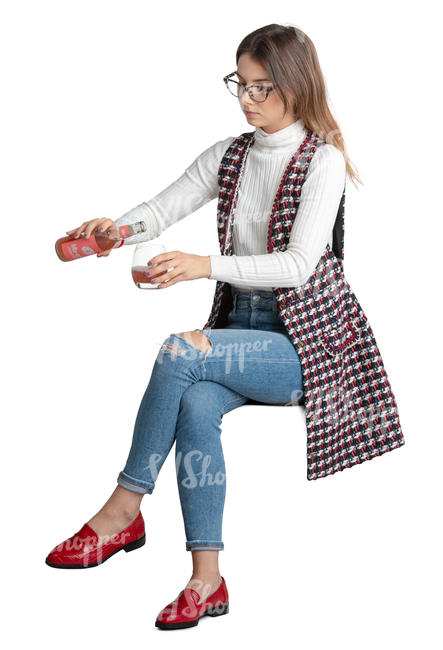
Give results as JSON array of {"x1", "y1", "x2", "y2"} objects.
[{"x1": 114, "y1": 119, "x2": 346, "y2": 291}]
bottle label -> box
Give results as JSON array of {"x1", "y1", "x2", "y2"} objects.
[
  {"x1": 61, "y1": 236, "x2": 102, "y2": 261},
  {"x1": 119, "y1": 225, "x2": 131, "y2": 238}
]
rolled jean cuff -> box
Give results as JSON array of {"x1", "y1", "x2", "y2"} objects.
[
  {"x1": 117, "y1": 471, "x2": 154, "y2": 494},
  {"x1": 186, "y1": 540, "x2": 224, "y2": 551}
]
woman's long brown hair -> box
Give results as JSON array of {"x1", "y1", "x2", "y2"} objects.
[{"x1": 236, "y1": 24, "x2": 362, "y2": 189}]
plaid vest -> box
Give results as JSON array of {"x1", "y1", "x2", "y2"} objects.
[{"x1": 202, "y1": 129, "x2": 405, "y2": 481}]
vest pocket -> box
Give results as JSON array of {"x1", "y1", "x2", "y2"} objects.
[{"x1": 318, "y1": 317, "x2": 361, "y2": 359}]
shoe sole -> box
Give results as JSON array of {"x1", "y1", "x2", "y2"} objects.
[
  {"x1": 45, "y1": 533, "x2": 146, "y2": 569},
  {"x1": 155, "y1": 603, "x2": 229, "y2": 629}
]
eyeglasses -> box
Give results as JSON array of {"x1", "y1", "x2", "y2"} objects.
[{"x1": 223, "y1": 71, "x2": 274, "y2": 103}]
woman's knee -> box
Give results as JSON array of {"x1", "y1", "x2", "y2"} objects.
[
  {"x1": 179, "y1": 381, "x2": 224, "y2": 422},
  {"x1": 176, "y1": 329, "x2": 212, "y2": 353},
  {"x1": 157, "y1": 330, "x2": 212, "y2": 363}
]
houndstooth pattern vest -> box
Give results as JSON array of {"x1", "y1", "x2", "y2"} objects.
[{"x1": 202, "y1": 129, "x2": 405, "y2": 481}]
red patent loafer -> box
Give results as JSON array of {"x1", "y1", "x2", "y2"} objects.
[
  {"x1": 155, "y1": 576, "x2": 229, "y2": 629},
  {"x1": 45, "y1": 510, "x2": 145, "y2": 569}
]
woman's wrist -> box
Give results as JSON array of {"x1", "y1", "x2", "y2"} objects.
[{"x1": 205, "y1": 255, "x2": 212, "y2": 279}]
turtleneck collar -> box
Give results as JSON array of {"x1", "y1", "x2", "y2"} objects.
[{"x1": 253, "y1": 118, "x2": 307, "y2": 152}]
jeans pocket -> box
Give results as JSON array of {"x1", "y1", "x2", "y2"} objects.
[{"x1": 228, "y1": 301, "x2": 248, "y2": 318}]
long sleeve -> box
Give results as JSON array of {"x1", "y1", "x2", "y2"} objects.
[
  {"x1": 208, "y1": 144, "x2": 346, "y2": 288},
  {"x1": 114, "y1": 135, "x2": 235, "y2": 246}
]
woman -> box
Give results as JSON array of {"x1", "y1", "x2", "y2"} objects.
[{"x1": 45, "y1": 24, "x2": 404, "y2": 629}]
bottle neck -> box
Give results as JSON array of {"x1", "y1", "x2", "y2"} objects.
[{"x1": 117, "y1": 220, "x2": 147, "y2": 241}]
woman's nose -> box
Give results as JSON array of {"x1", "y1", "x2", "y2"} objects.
[{"x1": 239, "y1": 93, "x2": 253, "y2": 110}]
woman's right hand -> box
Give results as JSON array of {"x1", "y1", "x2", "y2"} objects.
[{"x1": 65, "y1": 218, "x2": 119, "y2": 257}]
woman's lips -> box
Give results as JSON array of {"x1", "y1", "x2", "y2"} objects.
[{"x1": 245, "y1": 111, "x2": 258, "y2": 116}]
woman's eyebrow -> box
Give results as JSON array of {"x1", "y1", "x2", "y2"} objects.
[{"x1": 236, "y1": 70, "x2": 271, "y2": 82}]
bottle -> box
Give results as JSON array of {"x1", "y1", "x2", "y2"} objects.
[{"x1": 55, "y1": 221, "x2": 147, "y2": 262}]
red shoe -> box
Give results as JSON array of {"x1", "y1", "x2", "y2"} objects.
[
  {"x1": 45, "y1": 511, "x2": 145, "y2": 569},
  {"x1": 155, "y1": 576, "x2": 229, "y2": 629}
]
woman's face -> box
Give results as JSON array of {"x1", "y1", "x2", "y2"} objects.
[{"x1": 236, "y1": 53, "x2": 296, "y2": 134}]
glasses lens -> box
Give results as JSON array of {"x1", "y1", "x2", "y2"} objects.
[
  {"x1": 226, "y1": 77, "x2": 240, "y2": 97},
  {"x1": 225, "y1": 75, "x2": 270, "y2": 102},
  {"x1": 249, "y1": 86, "x2": 268, "y2": 102}
]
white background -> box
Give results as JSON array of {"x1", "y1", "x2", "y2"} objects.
[{"x1": 1, "y1": 0, "x2": 442, "y2": 647}]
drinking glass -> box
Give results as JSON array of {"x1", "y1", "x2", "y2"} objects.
[{"x1": 131, "y1": 241, "x2": 166, "y2": 289}]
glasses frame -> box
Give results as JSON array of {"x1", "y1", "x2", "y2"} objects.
[{"x1": 223, "y1": 71, "x2": 274, "y2": 103}]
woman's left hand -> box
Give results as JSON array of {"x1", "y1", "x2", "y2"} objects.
[{"x1": 145, "y1": 251, "x2": 212, "y2": 288}]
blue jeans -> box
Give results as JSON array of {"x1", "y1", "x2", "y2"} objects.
[{"x1": 117, "y1": 288, "x2": 304, "y2": 551}]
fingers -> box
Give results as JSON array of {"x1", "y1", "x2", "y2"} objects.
[
  {"x1": 66, "y1": 227, "x2": 83, "y2": 238},
  {"x1": 65, "y1": 221, "x2": 97, "y2": 239},
  {"x1": 66, "y1": 218, "x2": 116, "y2": 240},
  {"x1": 147, "y1": 266, "x2": 177, "y2": 284},
  {"x1": 81, "y1": 218, "x2": 106, "y2": 239},
  {"x1": 157, "y1": 271, "x2": 186, "y2": 288},
  {"x1": 145, "y1": 264, "x2": 174, "y2": 282},
  {"x1": 95, "y1": 219, "x2": 117, "y2": 236}
]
